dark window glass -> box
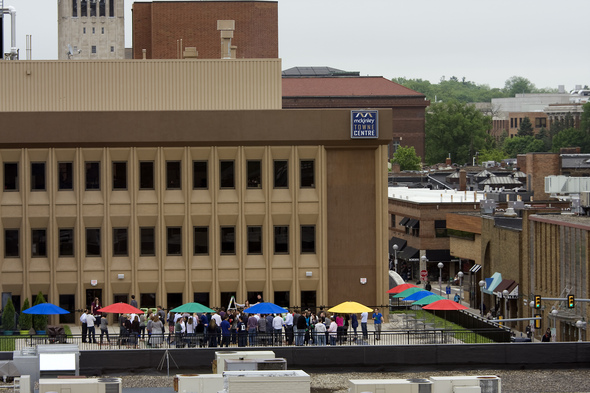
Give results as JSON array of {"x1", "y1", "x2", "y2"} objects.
[
  {"x1": 194, "y1": 292, "x2": 210, "y2": 307},
  {"x1": 4, "y1": 163, "x2": 18, "y2": 191},
  {"x1": 109, "y1": 0, "x2": 114, "y2": 17},
  {"x1": 72, "y1": 0, "x2": 78, "y2": 17},
  {"x1": 4, "y1": 229, "x2": 19, "y2": 257},
  {"x1": 274, "y1": 226, "x2": 289, "y2": 254},
  {"x1": 167, "y1": 227, "x2": 182, "y2": 256},
  {"x1": 58, "y1": 162, "x2": 73, "y2": 190},
  {"x1": 166, "y1": 161, "x2": 181, "y2": 189},
  {"x1": 301, "y1": 225, "x2": 316, "y2": 254},
  {"x1": 90, "y1": 0, "x2": 96, "y2": 16},
  {"x1": 220, "y1": 160, "x2": 235, "y2": 189},
  {"x1": 193, "y1": 227, "x2": 209, "y2": 255},
  {"x1": 59, "y1": 228, "x2": 74, "y2": 257},
  {"x1": 99, "y1": 0, "x2": 105, "y2": 16},
  {"x1": 91, "y1": 45, "x2": 97, "y2": 54},
  {"x1": 113, "y1": 228, "x2": 128, "y2": 256},
  {"x1": 112, "y1": 162, "x2": 127, "y2": 190},
  {"x1": 140, "y1": 227, "x2": 155, "y2": 256},
  {"x1": 391, "y1": 214, "x2": 396, "y2": 228},
  {"x1": 220, "y1": 226, "x2": 236, "y2": 255},
  {"x1": 85, "y1": 162, "x2": 100, "y2": 190},
  {"x1": 193, "y1": 161, "x2": 208, "y2": 189},
  {"x1": 247, "y1": 160, "x2": 262, "y2": 189},
  {"x1": 139, "y1": 161, "x2": 154, "y2": 189},
  {"x1": 247, "y1": 226, "x2": 262, "y2": 254},
  {"x1": 140, "y1": 293, "x2": 156, "y2": 308},
  {"x1": 300, "y1": 160, "x2": 315, "y2": 188},
  {"x1": 81, "y1": 0, "x2": 87, "y2": 16},
  {"x1": 274, "y1": 160, "x2": 288, "y2": 188},
  {"x1": 31, "y1": 162, "x2": 46, "y2": 191},
  {"x1": 86, "y1": 228, "x2": 101, "y2": 256},
  {"x1": 31, "y1": 229, "x2": 47, "y2": 257}
]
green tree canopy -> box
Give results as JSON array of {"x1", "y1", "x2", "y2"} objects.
[
  {"x1": 425, "y1": 101, "x2": 493, "y2": 165},
  {"x1": 503, "y1": 136, "x2": 545, "y2": 157},
  {"x1": 503, "y1": 76, "x2": 536, "y2": 96},
  {"x1": 517, "y1": 116, "x2": 534, "y2": 137},
  {"x1": 2, "y1": 298, "x2": 15, "y2": 331},
  {"x1": 581, "y1": 102, "x2": 590, "y2": 133},
  {"x1": 392, "y1": 145, "x2": 422, "y2": 171},
  {"x1": 551, "y1": 127, "x2": 590, "y2": 153},
  {"x1": 478, "y1": 148, "x2": 508, "y2": 164},
  {"x1": 33, "y1": 291, "x2": 48, "y2": 332},
  {"x1": 19, "y1": 298, "x2": 32, "y2": 331}
]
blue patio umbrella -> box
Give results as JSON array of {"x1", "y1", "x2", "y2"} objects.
[
  {"x1": 403, "y1": 290, "x2": 435, "y2": 302},
  {"x1": 243, "y1": 302, "x2": 288, "y2": 314},
  {"x1": 412, "y1": 294, "x2": 445, "y2": 306},
  {"x1": 23, "y1": 303, "x2": 69, "y2": 315}
]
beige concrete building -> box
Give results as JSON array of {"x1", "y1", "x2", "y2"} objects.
[
  {"x1": 0, "y1": 60, "x2": 390, "y2": 324},
  {"x1": 58, "y1": 0, "x2": 125, "y2": 60}
]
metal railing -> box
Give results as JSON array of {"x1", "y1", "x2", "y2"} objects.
[{"x1": 0, "y1": 328, "x2": 509, "y2": 351}]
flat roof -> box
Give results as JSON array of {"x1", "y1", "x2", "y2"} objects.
[{"x1": 388, "y1": 187, "x2": 485, "y2": 204}]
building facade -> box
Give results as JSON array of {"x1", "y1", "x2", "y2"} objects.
[{"x1": 58, "y1": 0, "x2": 125, "y2": 60}]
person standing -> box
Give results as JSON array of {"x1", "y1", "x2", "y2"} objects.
[
  {"x1": 80, "y1": 309, "x2": 88, "y2": 343},
  {"x1": 360, "y1": 311, "x2": 368, "y2": 340},
  {"x1": 284, "y1": 309, "x2": 294, "y2": 345},
  {"x1": 99, "y1": 315, "x2": 110, "y2": 345},
  {"x1": 86, "y1": 313, "x2": 97, "y2": 343},
  {"x1": 351, "y1": 313, "x2": 359, "y2": 341},
  {"x1": 247, "y1": 313, "x2": 258, "y2": 346},
  {"x1": 314, "y1": 317, "x2": 327, "y2": 346},
  {"x1": 542, "y1": 328, "x2": 551, "y2": 342},
  {"x1": 130, "y1": 295, "x2": 138, "y2": 308},
  {"x1": 91, "y1": 297, "x2": 102, "y2": 329},
  {"x1": 220, "y1": 315, "x2": 231, "y2": 347},
  {"x1": 296, "y1": 311, "x2": 308, "y2": 346},
  {"x1": 372, "y1": 308, "x2": 383, "y2": 340},
  {"x1": 272, "y1": 313, "x2": 284, "y2": 345}
]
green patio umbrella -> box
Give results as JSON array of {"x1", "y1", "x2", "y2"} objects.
[
  {"x1": 170, "y1": 302, "x2": 215, "y2": 314},
  {"x1": 412, "y1": 294, "x2": 445, "y2": 306},
  {"x1": 392, "y1": 287, "x2": 424, "y2": 298}
]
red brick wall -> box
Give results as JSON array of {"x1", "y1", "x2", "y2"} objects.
[
  {"x1": 133, "y1": 1, "x2": 278, "y2": 59},
  {"x1": 525, "y1": 153, "x2": 560, "y2": 200}
]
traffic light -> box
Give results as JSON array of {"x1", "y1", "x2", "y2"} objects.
[
  {"x1": 534, "y1": 295, "x2": 541, "y2": 309},
  {"x1": 568, "y1": 294, "x2": 575, "y2": 308}
]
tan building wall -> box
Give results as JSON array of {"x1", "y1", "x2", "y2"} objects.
[{"x1": 0, "y1": 60, "x2": 282, "y2": 112}]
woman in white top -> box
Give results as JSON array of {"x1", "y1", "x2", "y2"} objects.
[
  {"x1": 150, "y1": 315, "x2": 164, "y2": 347},
  {"x1": 314, "y1": 317, "x2": 327, "y2": 346}
]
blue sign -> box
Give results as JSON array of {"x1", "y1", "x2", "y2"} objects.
[
  {"x1": 446, "y1": 286, "x2": 451, "y2": 295},
  {"x1": 351, "y1": 110, "x2": 378, "y2": 139}
]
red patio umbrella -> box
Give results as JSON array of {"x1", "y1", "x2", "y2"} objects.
[
  {"x1": 421, "y1": 299, "x2": 468, "y2": 311},
  {"x1": 97, "y1": 303, "x2": 144, "y2": 314},
  {"x1": 387, "y1": 283, "x2": 418, "y2": 294}
]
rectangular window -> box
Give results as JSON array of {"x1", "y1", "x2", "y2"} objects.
[
  {"x1": 72, "y1": 0, "x2": 78, "y2": 17},
  {"x1": 59, "y1": 228, "x2": 74, "y2": 257},
  {"x1": 300, "y1": 160, "x2": 315, "y2": 188},
  {"x1": 83, "y1": 27, "x2": 86, "y2": 34},
  {"x1": 391, "y1": 214, "x2": 396, "y2": 228},
  {"x1": 167, "y1": 227, "x2": 182, "y2": 256},
  {"x1": 166, "y1": 161, "x2": 181, "y2": 189},
  {"x1": 85, "y1": 162, "x2": 100, "y2": 190},
  {"x1": 81, "y1": 0, "x2": 87, "y2": 16},
  {"x1": 435, "y1": 220, "x2": 448, "y2": 238},
  {"x1": 30, "y1": 162, "x2": 46, "y2": 191},
  {"x1": 86, "y1": 228, "x2": 101, "y2": 257},
  {"x1": 140, "y1": 227, "x2": 155, "y2": 256},
  {"x1": 90, "y1": 0, "x2": 96, "y2": 16},
  {"x1": 193, "y1": 161, "x2": 208, "y2": 189},
  {"x1": 109, "y1": 0, "x2": 114, "y2": 17},
  {"x1": 220, "y1": 160, "x2": 235, "y2": 189},
  {"x1": 535, "y1": 117, "x2": 547, "y2": 128},
  {"x1": 112, "y1": 162, "x2": 127, "y2": 190},
  {"x1": 91, "y1": 45, "x2": 97, "y2": 54},
  {"x1": 247, "y1": 226, "x2": 262, "y2": 254},
  {"x1": 4, "y1": 162, "x2": 18, "y2": 191},
  {"x1": 92, "y1": 27, "x2": 95, "y2": 34},
  {"x1": 112, "y1": 228, "x2": 128, "y2": 256},
  {"x1": 274, "y1": 160, "x2": 288, "y2": 188},
  {"x1": 58, "y1": 162, "x2": 73, "y2": 190},
  {"x1": 193, "y1": 226, "x2": 209, "y2": 255},
  {"x1": 220, "y1": 226, "x2": 236, "y2": 255},
  {"x1": 110, "y1": 46, "x2": 114, "y2": 53},
  {"x1": 101, "y1": 27, "x2": 104, "y2": 34},
  {"x1": 31, "y1": 229, "x2": 47, "y2": 257},
  {"x1": 274, "y1": 226, "x2": 289, "y2": 254},
  {"x1": 99, "y1": 0, "x2": 105, "y2": 16},
  {"x1": 139, "y1": 161, "x2": 154, "y2": 189},
  {"x1": 247, "y1": 160, "x2": 262, "y2": 189},
  {"x1": 301, "y1": 225, "x2": 316, "y2": 254},
  {"x1": 4, "y1": 229, "x2": 19, "y2": 258}
]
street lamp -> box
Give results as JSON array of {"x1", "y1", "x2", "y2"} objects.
[
  {"x1": 503, "y1": 289, "x2": 509, "y2": 319},
  {"x1": 457, "y1": 271, "x2": 464, "y2": 302},
  {"x1": 479, "y1": 280, "x2": 486, "y2": 316},
  {"x1": 438, "y1": 262, "x2": 444, "y2": 297},
  {"x1": 393, "y1": 244, "x2": 399, "y2": 273},
  {"x1": 551, "y1": 309, "x2": 558, "y2": 342},
  {"x1": 421, "y1": 255, "x2": 428, "y2": 284},
  {"x1": 576, "y1": 319, "x2": 586, "y2": 342}
]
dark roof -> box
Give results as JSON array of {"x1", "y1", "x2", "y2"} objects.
[
  {"x1": 426, "y1": 249, "x2": 452, "y2": 262},
  {"x1": 561, "y1": 154, "x2": 590, "y2": 169},
  {"x1": 398, "y1": 246, "x2": 419, "y2": 260},
  {"x1": 282, "y1": 77, "x2": 425, "y2": 97},
  {"x1": 494, "y1": 217, "x2": 523, "y2": 230},
  {"x1": 282, "y1": 66, "x2": 360, "y2": 77}
]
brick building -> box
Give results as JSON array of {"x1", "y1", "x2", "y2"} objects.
[
  {"x1": 508, "y1": 112, "x2": 548, "y2": 138},
  {"x1": 132, "y1": 0, "x2": 278, "y2": 59}
]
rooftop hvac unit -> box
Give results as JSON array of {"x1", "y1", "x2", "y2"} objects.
[
  {"x1": 348, "y1": 378, "x2": 432, "y2": 393},
  {"x1": 430, "y1": 376, "x2": 500, "y2": 393},
  {"x1": 221, "y1": 370, "x2": 310, "y2": 393},
  {"x1": 38, "y1": 377, "x2": 122, "y2": 393},
  {"x1": 581, "y1": 191, "x2": 590, "y2": 207},
  {"x1": 214, "y1": 351, "x2": 275, "y2": 374},
  {"x1": 174, "y1": 374, "x2": 223, "y2": 393},
  {"x1": 224, "y1": 358, "x2": 286, "y2": 372},
  {"x1": 97, "y1": 378, "x2": 122, "y2": 393}
]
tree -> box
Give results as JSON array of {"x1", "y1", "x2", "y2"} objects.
[
  {"x1": 425, "y1": 101, "x2": 493, "y2": 165},
  {"x1": 551, "y1": 128, "x2": 590, "y2": 153},
  {"x1": 33, "y1": 291, "x2": 48, "y2": 332},
  {"x1": 581, "y1": 102, "x2": 590, "y2": 133},
  {"x1": 478, "y1": 148, "x2": 508, "y2": 164},
  {"x1": 392, "y1": 145, "x2": 421, "y2": 171},
  {"x1": 535, "y1": 127, "x2": 552, "y2": 151},
  {"x1": 503, "y1": 136, "x2": 545, "y2": 157},
  {"x1": 19, "y1": 298, "x2": 32, "y2": 331},
  {"x1": 504, "y1": 76, "x2": 536, "y2": 97},
  {"x1": 2, "y1": 298, "x2": 15, "y2": 331},
  {"x1": 517, "y1": 116, "x2": 534, "y2": 137}
]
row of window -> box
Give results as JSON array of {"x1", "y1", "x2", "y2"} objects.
[
  {"x1": 3, "y1": 225, "x2": 316, "y2": 258},
  {"x1": 73, "y1": 0, "x2": 115, "y2": 18},
  {"x1": 3, "y1": 160, "x2": 315, "y2": 192}
]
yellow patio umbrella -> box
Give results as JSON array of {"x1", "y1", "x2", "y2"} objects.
[{"x1": 327, "y1": 301, "x2": 373, "y2": 314}]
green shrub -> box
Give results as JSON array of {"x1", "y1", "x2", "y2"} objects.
[
  {"x1": 19, "y1": 298, "x2": 32, "y2": 331},
  {"x1": 2, "y1": 298, "x2": 15, "y2": 331},
  {"x1": 33, "y1": 292, "x2": 48, "y2": 332}
]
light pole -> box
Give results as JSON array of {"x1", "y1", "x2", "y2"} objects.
[
  {"x1": 576, "y1": 319, "x2": 586, "y2": 342},
  {"x1": 421, "y1": 255, "x2": 428, "y2": 285},
  {"x1": 503, "y1": 289, "x2": 509, "y2": 319},
  {"x1": 438, "y1": 262, "x2": 444, "y2": 297},
  {"x1": 393, "y1": 244, "x2": 398, "y2": 273},
  {"x1": 551, "y1": 309, "x2": 558, "y2": 342},
  {"x1": 479, "y1": 280, "x2": 486, "y2": 316},
  {"x1": 458, "y1": 271, "x2": 464, "y2": 302}
]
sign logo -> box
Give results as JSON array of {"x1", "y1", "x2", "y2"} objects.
[{"x1": 351, "y1": 110, "x2": 378, "y2": 139}]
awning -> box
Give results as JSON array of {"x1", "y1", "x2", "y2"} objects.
[
  {"x1": 407, "y1": 219, "x2": 420, "y2": 228},
  {"x1": 398, "y1": 246, "x2": 419, "y2": 260},
  {"x1": 425, "y1": 249, "x2": 452, "y2": 262},
  {"x1": 493, "y1": 279, "x2": 519, "y2": 299},
  {"x1": 469, "y1": 264, "x2": 482, "y2": 274},
  {"x1": 399, "y1": 217, "x2": 410, "y2": 226},
  {"x1": 482, "y1": 272, "x2": 502, "y2": 294},
  {"x1": 389, "y1": 236, "x2": 407, "y2": 255}
]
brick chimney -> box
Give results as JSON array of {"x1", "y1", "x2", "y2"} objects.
[{"x1": 459, "y1": 169, "x2": 467, "y2": 191}]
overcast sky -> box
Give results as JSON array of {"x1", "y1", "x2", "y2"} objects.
[{"x1": 2, "y1": 0, "x2": 588, "y2": 90}]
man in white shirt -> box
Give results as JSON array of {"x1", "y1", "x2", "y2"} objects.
[
  {"x1": 86, "y1": 313, "x2": 97, "y2": 343},
  {"x1": 361, "y1": 311, "x2": 368, "y2": 340},
  {"x1": 272, "y1": 314, "x2": 284, "y2": 345},
  {"x1": 212, "y1": 311, "x2": 222, "y2": 327},
  {"x1": 80, "y1": 309, "x2": 88, "y2": 343},
  {"x1": 284, "y1": 310, "x2": 294, "y2": 345}
]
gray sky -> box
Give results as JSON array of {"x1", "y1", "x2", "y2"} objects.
[{"x1": 2, "y1": 0, "x2": 589, "y2": 90}]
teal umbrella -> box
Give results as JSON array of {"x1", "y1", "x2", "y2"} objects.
[
  {"x1": 403, "y1": 290, "x2": 435, "y2": 301},
  {"x1": 392, "y1": 287, "x2": 424, "y2": 298},
  {"x1": 412, "y1": 294, "x2": 445, "y2": 306},
  {"x1": 170, "y1": 302, "x2": 215, "y2": 314}
]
